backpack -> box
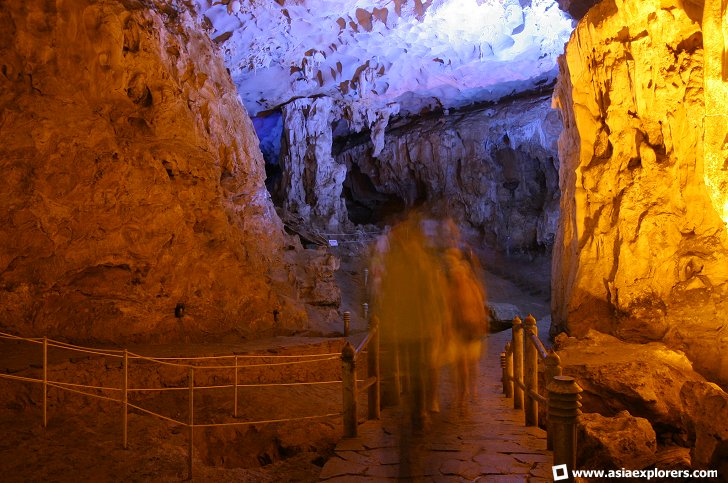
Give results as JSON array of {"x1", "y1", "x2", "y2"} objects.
[{"x1": 447, "y1": 255, "x2": 487, "y2": 340}]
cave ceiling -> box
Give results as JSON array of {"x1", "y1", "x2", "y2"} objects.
[{"x1": 196, "y1": 0, "x2": 575, "y2": 117}]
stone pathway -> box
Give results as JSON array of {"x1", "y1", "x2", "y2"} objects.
[{"x1": 319, "y1": 330, "x2": 552, "y2": 482}]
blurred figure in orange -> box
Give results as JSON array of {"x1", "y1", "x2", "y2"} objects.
[
  {"x1": 372, "y1": 210, "x2": 449, "y2": 430},
  {"x1": 442, "y1": 245, "x2": 488, "y2": 408}
]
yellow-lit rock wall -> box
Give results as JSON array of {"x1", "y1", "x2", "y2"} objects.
[
  {"x1": 0, "y1": 0, "x2": 301, "y2": 342},
  {"x1": 553, "y1": 0, "x2": 728, "y2": 384}
]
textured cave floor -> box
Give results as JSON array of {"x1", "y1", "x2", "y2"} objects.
[{"x1": 0, "y1": 243, "x2": 551, "y2": 482}]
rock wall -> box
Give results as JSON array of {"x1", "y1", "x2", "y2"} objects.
[
  {"x1": 336, "y1": 95, "x2": 562, "y2": 252},
  {"x1": 0, "y1": 0, "x2": 301, "y2": 342},
  {"x1": 552, "y1": 0, "x2": 728, "y2": 385}
]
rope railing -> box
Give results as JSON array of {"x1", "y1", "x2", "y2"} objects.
[
  {"x1": 127, "y1": 350, "x2": 338, "y2": 370},
  {"x1": 500, "y1": 315, "x2": 583, "y2": 483},
  {"x1": 0, "y1": 330, "x2": 349, "y2": 480}
]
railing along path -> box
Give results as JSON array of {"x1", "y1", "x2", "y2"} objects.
[
  {"x1": 0, "y1": 319, "x2": 380, "y2": 480},
  {"x1": 500, "y1": 315, "x2": 583, "y2": 482}
]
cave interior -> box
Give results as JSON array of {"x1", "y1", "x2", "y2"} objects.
[{"x1": 1, "y1": 0, "x2": 728, "y2": 479}]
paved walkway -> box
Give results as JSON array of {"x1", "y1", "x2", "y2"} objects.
[{"x1": 319, "y1": 330, "x2": 552, "y2": 482}]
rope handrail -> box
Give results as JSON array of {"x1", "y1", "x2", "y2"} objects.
[
  {"x1": 2, "y1": 371, "x2": 345, "y2": 396},
  {"x1": 127, "y1": 351, "x2": 338, "y2": 369},
  {"x1": 0, "y1": 331, "x2": 43, "y2": 344},
  {"x1": 142, "y1": 352, "x2": 341, "y2": 360},
  {"x1": 46, "y1": 381, "x2": 122, "y2": 404},
  {"x1": 0, "y1": 330, "x2": 341, "y2": 363},
  {"x1": 354, "y1": 331, "x2": 373, "y2": 355},
  {"x1": 0, "y1": 372, "x2": 42, "y2": 384},
  {"x1": 0, "y1": 372, "x2": 123, "y2": 394},
  {"x1": 46, "y1": 342, "x2": 125, "y2": 359},
  {"x1": 129, "y1": 380, "x2": 343, "y2": 392},
  {"x1": 46, "y1": 339, "x2": 125, "y2": 356},
  {"x1": 191, "y1": 412, "x2": 342, "y2": 428},
  {"x1": 126, "y1": 401, "x2": 186, "y2": 426},
  {"x1": 46, "y1": 379, "x2": 122, "y2": 392}
]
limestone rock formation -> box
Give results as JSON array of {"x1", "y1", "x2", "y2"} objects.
[
  {"x1": 336, "y1": 95, "x2": 561, "y2": 252},
  {"x1": 0, "y1": 0, "x2": 303, "y2": 342},
  {"x1": 279, "y1": 97, "x2": 348, "y2": 230},
  {"x1": 679, "y1": 381, "x2": 728, "y2": 474},
  {"x1": 552, "y1": 0, "x2": 728, "y2": 385},
  {"x1": 555, "y1": 0, "x2": 600, "y2": 20},
  {"x1": 488, "y1": 302, "x2": 522, "y2": 332},
  {"x1": 577, "y1": 410, "x2": 657, "y2": 470},
  {"x1": 555, "y1": 330, "x2": 706, "y2": 441}
]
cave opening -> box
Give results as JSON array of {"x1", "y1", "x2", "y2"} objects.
[
  {"x1": 341, "y1": 162, "x2": 406, "y2": 226},
  {"x1": 251, "y1": 110, "x2": 284, "y2": 205}
]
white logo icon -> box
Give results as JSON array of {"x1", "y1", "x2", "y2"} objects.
[{"x1": 552, "y1": 464, "x2": 568, "y2": 481}]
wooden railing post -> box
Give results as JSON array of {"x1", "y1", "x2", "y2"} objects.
[
  {"x1": 367, "y1": 319, "x2": 380, "y2": 420},
  {"x1": 523, "y1": 315, "x2": 538, "y2": 426},
  {"x1": 341, "y1": 342, "x2": 357, "y2": 437},
  {"x1": 233, "y1": 355, "x2": 239, "y2": 418},
  {"x1": 343, "y1": 311, "x2": 351, "y2": 337},
  {"x1": 43, "y1": 336, "x2": 48, "y2": 428},
  {"x1": 123, "y1": 349, "x2": 128, "y2": 449},
  {"x1": 548, "y1": 376, "x2": 582, "y2": 482},
  {"x1": 544, "y1": 350, "x2": 562, "y2": 451},
  {"x1": 512, "y1": 317, "x2": 524, "y2": 410},
  {"x1": 505, "y1": 342, "x2": 513, "y2": 398},
  {"x1": 188, "y1": 367, "x2": 194, "y2": 481}
]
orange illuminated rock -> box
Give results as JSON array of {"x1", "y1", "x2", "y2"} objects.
[
  {"x1": 0, "y1": 1, "x2": 307, "y2": 342},
  {"x1": 680, "y1": 381, "x2": 728, "y2": 474},
  {"x1": 552, "y1": 0, "x2": 728, "y2": 385},
  {"x1": 556, "y1": 331, "x2": 706, "y2": 439},
  {"x1": 577, "y1": 410, "x2": 657, "y2": 470}
]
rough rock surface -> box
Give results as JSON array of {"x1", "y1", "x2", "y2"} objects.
[
  {"x1": 552, "y1": 0, "x2": 728, "y2": 385},
  {"x1": 197, "y1": 0, "x2": 574, "y2": 117},
  {"x1": 488, "y1": 302, "x2": 522, "y2": 331},
  {"x1": 0, "y1": 0, "x2": 305, "y2": 342},
  {"x1": 278, "y1": 97, "x2": 348, "y2": 230},
  {"x1": 577, "y1": 410, "x2": 657, "y2": 470},
  {"x1": 336, "y1": 95, "x2": 561, "y2": 251},
  {"x1": 679, "y1": 381, "x2": 728, "y2": 474},
  {"x1": 555, "y1": 330, "x2": 706, "y2": 441},
  {"x1": 555, "y1": 0, "x2": 600, "y2": 20}
]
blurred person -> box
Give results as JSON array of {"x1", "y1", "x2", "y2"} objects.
[
  {"x1": 371, "y1": 210, "x2": 449, "y2": 431},
  {"x1": 442, "y1": 245, "x2": 488, "y2": 409}
]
